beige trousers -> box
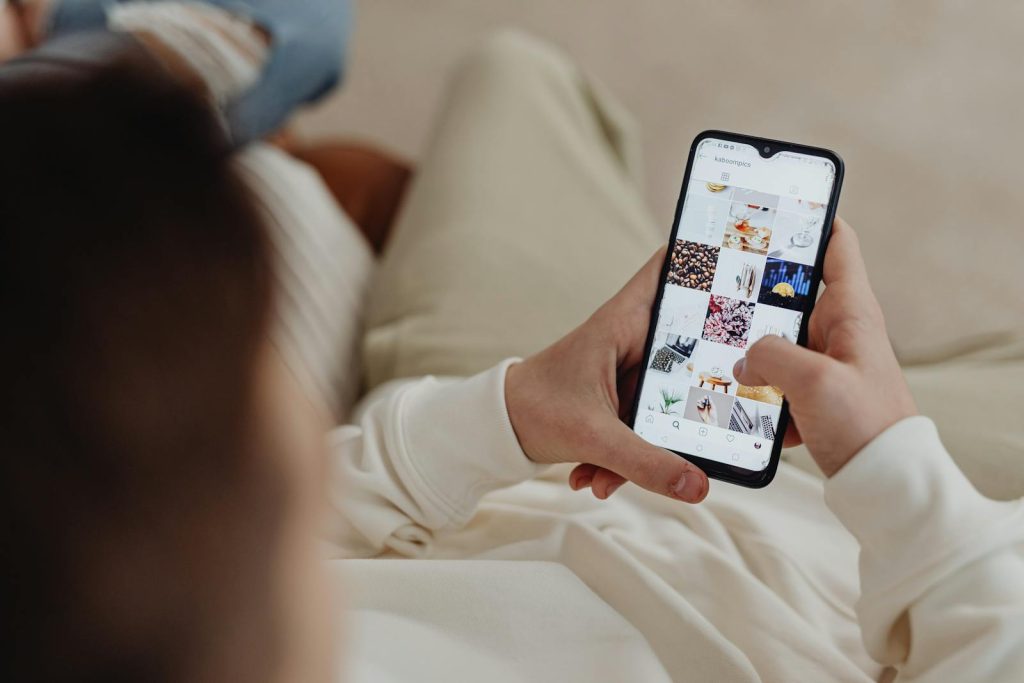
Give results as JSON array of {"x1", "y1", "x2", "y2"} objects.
[{"x1": 362, "y1": 31, "x2": 1024, "y2": 501}]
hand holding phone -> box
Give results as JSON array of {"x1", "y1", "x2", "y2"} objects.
[
  {"x1": 629, "y1": 131, "x2": 845, "y2": 487},
  {"x1": 733, "y1": 218, "x2": 917, "y2": 477},
  {"x1": 505, "y1": 249, "x2": 711, "y2": 503},
  {"x1": 507, "y1": 131, "x2": 901, "y2": 497},
  {"x1": 505, "y1": 216, "x2": 914, "y2": 501}
]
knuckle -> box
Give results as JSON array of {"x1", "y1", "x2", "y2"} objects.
[
  {"x1": 744, "y1": 338, "x2": 769, "y2": 365},
  {"x1": 746, "y1": 335, "x2": 780, "y2": 365},
  {"x1": 576, "y1": 419, "x2": 605, "y2": 454},
  {"x1": 626, "y1": 449, "x2": 662, "y2": 484},
  {"x1": 865, "y1": 301, "x2": 887, "y2": 328},
  {"x1": 799, "y1": 361, "x2": 837, "y2": 398}
]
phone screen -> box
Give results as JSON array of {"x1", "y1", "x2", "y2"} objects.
[{"x1": 631, "y1": 134, "x2": 838, "y2": 477}]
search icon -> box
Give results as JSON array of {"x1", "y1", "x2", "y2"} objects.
[{"x1": 672, "y1": 421, "x2": 680, "y2": 430}]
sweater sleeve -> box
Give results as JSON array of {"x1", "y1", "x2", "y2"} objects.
[
  {"x1": 323, "y1": 359, "x2": 546, "y2": 558},
  {"x1": 824, "y1": 416, "x2": 1024, "y2": 681}
]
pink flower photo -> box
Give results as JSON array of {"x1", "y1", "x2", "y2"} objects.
[{"x1": 702, "y1": 295, "x2": 755, "y2": 348}]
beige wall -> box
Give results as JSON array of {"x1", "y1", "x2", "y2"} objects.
[{"x1": 298, "y1": 0, "x2": 1024, "y2": 356}]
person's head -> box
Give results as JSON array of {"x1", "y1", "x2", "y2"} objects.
[{"x1": 0, "y1": 34, "x2": 333, "y2": 682}]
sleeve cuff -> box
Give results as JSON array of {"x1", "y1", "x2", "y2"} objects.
[
  {"x1": 824, "y1": 416, "x2": 994, "y2": 558},
  {"x1": 823, "y1": 416, "x2": 1023, "y2": 658},
  {"x1": 392, "y1": 359, "x2": 546, "y2": 526}
]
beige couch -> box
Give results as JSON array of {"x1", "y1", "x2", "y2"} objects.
[{"x1": 300, "y1": 0, "x2": 1024, "y2": 360}]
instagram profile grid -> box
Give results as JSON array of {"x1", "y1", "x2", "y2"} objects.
[{"x1": 637, "y1": 180, "x2": 827, "y2": 461}]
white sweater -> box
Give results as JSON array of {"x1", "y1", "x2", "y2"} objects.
[{"x1": 328, "y1": 362, "x2": 1024, "y2": 682}]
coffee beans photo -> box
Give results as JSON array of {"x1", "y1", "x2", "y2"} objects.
[{"x1": 668, "y1": 240, "x2": 718, "y2": 292}]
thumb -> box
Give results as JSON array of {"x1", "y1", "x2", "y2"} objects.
[
  {"x1": 733, "y1": 335, "x2": 832, "y2": 400},
  {"x1": 590, "y1": 420, "x2": 709, "y2": 503}
]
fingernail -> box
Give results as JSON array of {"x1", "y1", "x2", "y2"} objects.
[
  {"x1": 672, "y1": 473, "x2": 703, "y2": 501},
  {"x1": 606, "y1": 481, "x2": 624, "y2": 497},
  {"x1": 672, "y1": 474, "x2": 687, "y2": 499}
]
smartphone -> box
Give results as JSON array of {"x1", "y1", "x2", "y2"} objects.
[{"x1": 629, "y1": 130, "x2": 843, "y2": 488}]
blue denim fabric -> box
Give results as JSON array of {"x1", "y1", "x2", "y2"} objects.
[{"x1": 47, "y1": 0, "x2": 351, "y2": 144}]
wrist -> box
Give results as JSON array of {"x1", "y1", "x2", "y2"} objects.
[
  {"x1": 817, "y1": 397, "x2": 918, "y2": 478},
  {"x1": 504, "y1": 359, "x2": 542, "y2": 464},
  {"x1": 505, "y1": 353, "x2": 571, "y2": 466}
]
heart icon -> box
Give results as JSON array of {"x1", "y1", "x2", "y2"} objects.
[{"x1": 726, "y1": 434, "x2": 735, "y2": 442}]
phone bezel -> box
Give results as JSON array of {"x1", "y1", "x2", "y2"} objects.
[{"x1": 628, "y1": 129, "x2": 845, "y2": 488}]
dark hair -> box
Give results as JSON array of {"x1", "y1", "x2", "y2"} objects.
[{"x1": 0, "y1": 34, "x2": 283, "y2": 682}]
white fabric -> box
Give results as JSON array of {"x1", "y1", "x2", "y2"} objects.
[
  {"x1": 340, "y1": 560, "x2": 675, "y2": 683},
  {"x1": 824, "y1": 418, "x2": 1024, "y2": 679},
  {"x1": 326, "y1": 358, "x2": 543, "y2": 558},
  {"x1": 328, "y1": 364, "x2": 1024, "y2": 682},
  {"x1": 109, "y1": 2, "x2": 375, "y2": 417},
  {"x1": 235, "y1": 144, "x2": 373, "y2": 418}
]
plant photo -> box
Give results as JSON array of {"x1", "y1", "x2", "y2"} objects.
[{"x1": 656, "y1": 386, "x2": 686, "y2": 415}]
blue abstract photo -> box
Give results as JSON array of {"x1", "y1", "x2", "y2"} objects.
[{"x1": 757, "y1": 258, "x2": 812, "y2": 311}]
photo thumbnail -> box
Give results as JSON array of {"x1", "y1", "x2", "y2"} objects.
[
  {"x1": 728, "y1": 397, "x2": 781, "y2": 442},
  {"x1": 656, "y1": 284, "x2": 711, "y2": 339},
  {"x1": 648, "y1": 335, "x2": 700, "y2": 379},
  {"x1": 678, "y1": 194, "x2": 729, "y2": 247},
  {"x1": 736, "y1": 383, "x2": 784, "y2": 407},
  {"x1": 733, "y1": 188, "x2": 779, "y2": 210},
  {"x1": 682, "y1": 386, "x2": 734, "y2": 430},
  {"x1": 777, "y1": 196, "x2": 827, "y2": 217},
  {"x1": 687, "y1": 341, "x2": 744, "y2": 395},
  {"x1": 768, "y1": 210, "x2": 822, "y2": 266},
  {"x1": 722, "y1": 194, "x2": 776, "y2": 256},
  {"x1": 688, "y1": 178, "x2": 735, "y2": 202},
  {"x1": 757, "y1": 258, "x2": 813, "y2": 311},
  {"x1": 638, "y1": 381, "x2": 688, "y2": 417},
  {"x1": 702, "y1": 295, "x2": 755, "y2": 349},
  {"x1": 711, "y1": 248, "x2": 764, "y2": 302},
  {"x1": 748, "y1": 304, "x2": 803, "y2": 346},
  {"x1": 667, "y1": 240, "x2": 719, "y2": 292}
]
